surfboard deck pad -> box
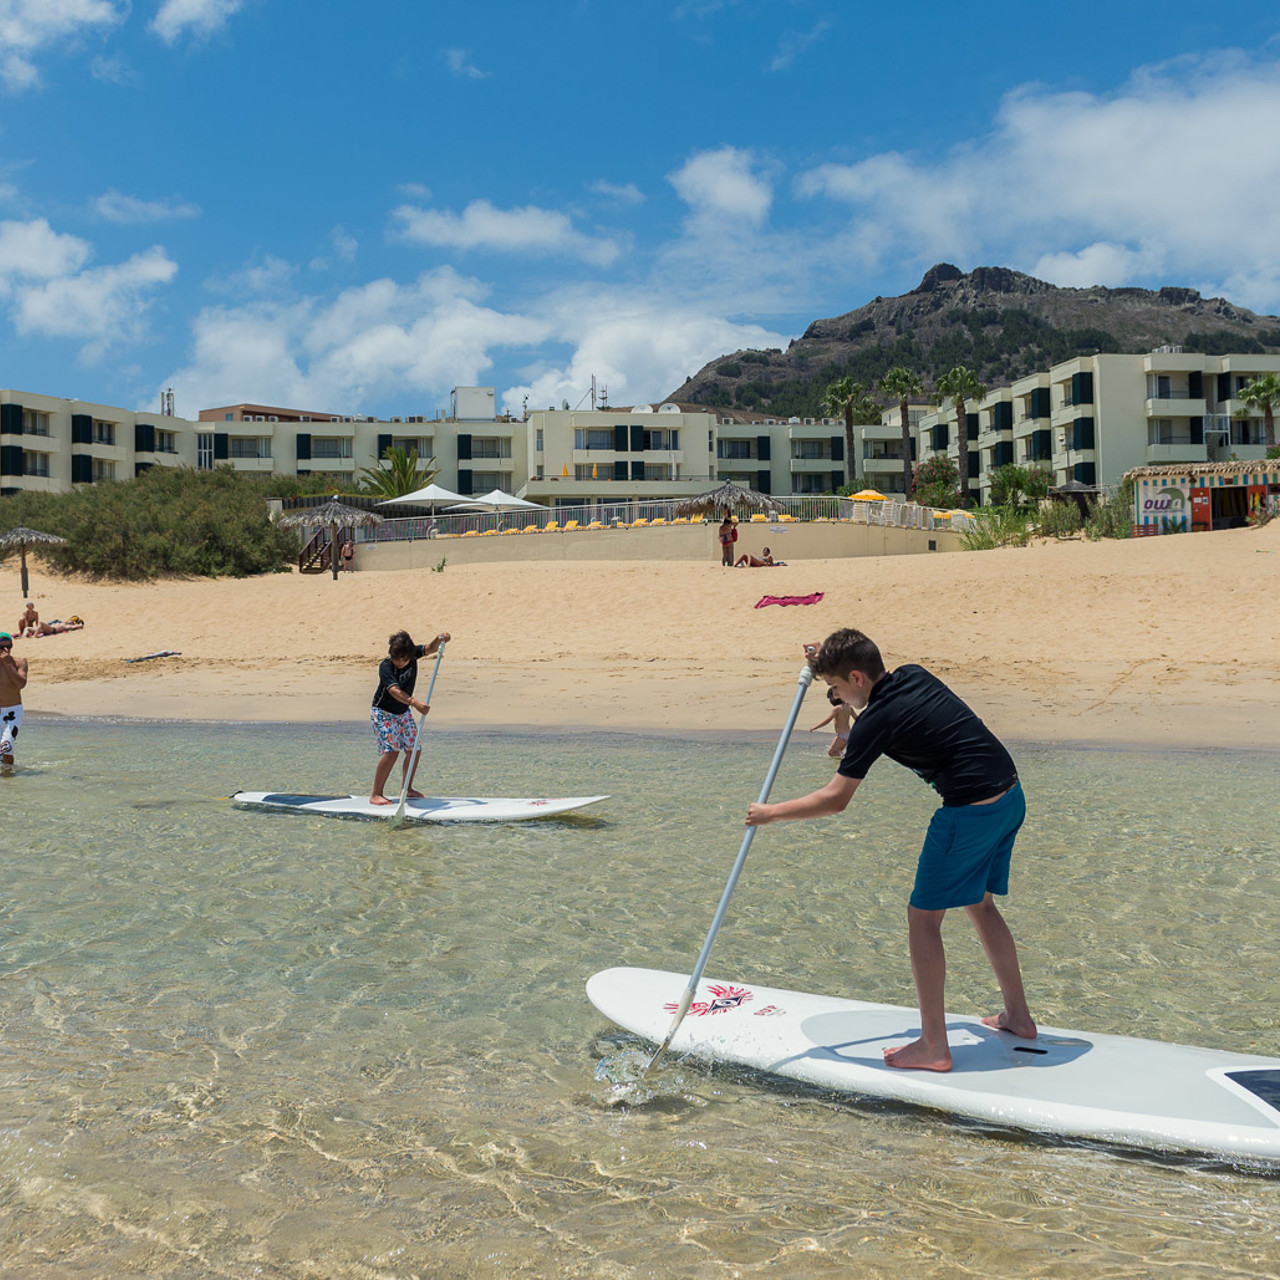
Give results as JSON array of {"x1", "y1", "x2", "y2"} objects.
[
  {"x1": 588, "y1": 966, "x2": 1280, "y2": 1161},
  {"x1": 233, "y1": 791, "x2": 607, "y2": 823}
]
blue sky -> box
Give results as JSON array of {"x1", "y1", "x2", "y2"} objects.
[{"x1": 4, "y1": 1, "x2": 1280, "y2": 419}]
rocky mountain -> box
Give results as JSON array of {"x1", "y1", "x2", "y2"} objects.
[{"x1": 665, "y1": 263, "x2": 1280, "y2": 418}]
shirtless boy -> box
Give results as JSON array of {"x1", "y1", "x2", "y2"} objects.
[
  {"x1": 0, "y1": 632, "x2": 29, "y2": 773},
  {"x1": 369, "y1": 628, "x2": 450, "y2": 804},
  {"x1": 746, "y1": 628, "x2": 1036, "y2": 1072}
]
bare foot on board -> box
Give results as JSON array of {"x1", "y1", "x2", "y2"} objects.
[
  {"x1": 882, "y1": 1039, "x2": 952, "y2": 1072},
  {"x1": 369, "y1": 795, "x2": 394, "y2": 805},
  {"x1": 980, "y1": 1012, "x2": 1037, "y2": 1038}
]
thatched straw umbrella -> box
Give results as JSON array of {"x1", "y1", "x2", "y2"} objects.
[
  {"x1": 0, "y1": 525, "x2": 67, "y2": 597},
  {"x1": 673, "y1": 480, "x2": 773, "y2": 520},
  {"x1": 278, "y1": 500, "x2": 383, "y2": 581}
]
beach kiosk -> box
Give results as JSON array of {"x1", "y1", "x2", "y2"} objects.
[{"x1": 1126, "y1": 460, "x2": 1280, "y2": 536}]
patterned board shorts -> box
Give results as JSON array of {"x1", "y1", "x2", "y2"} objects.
[
  {"x1": 0, "y1": 704, "x2": 22, "y2": 758},
  {"x1": 371, "y1": 706, "x2": 417, "y2": 755}
]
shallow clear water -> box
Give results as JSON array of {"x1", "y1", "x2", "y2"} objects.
[{"x1": 2, "y1": 719, "x2": 1279, "y2": 1277}]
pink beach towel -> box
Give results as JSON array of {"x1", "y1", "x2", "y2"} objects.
[{"x1": 754, "y1": 592, "x2": 824, "y2": 609}]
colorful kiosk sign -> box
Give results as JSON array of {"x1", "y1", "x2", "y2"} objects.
[{"x1": 1130, "y1": 463, "x2": 1280, "y2": 535}]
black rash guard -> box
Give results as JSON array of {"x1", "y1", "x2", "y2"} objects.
[
  {"x1": 837, "y1": 664, "x2": 1017, "y2": 806},
  {"x1": 371, "y1": 645, "x2": 426, "y2": 715}
]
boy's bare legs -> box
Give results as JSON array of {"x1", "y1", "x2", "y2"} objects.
[
  {"x1": 884, "y1": 905, "x2": 953, "y2": 1071},
  {"x1": 965, "y1": 893, "x2": 1037, "y2": 1038},
  {"x1": 370, "y1": 751, "x2": 400, "y2": 804},
  {"x1": 402, "y1": 745, "x2": 424, "y2": 799}
]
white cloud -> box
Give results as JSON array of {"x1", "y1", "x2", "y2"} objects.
[
  {"x1": 392, "y1": 198, "x2": 621, "y2": 266},
  {"x1": 162, "y1": 268, "x2": 551, "y2": 414},
  {"x1": 444, "y1": 47, "x2": 487, "y2": 79},
  {"x1": 0, "y1": 218, "x2": 91, "y2": 281},
  {"x1": 589, "y1": 179, "x2": 645, "y2": 205},
  {"x1": 205, "y1": 252, "x2": 296, "y2": 296},
  {"x1": 0, "y1": 0, "x2": 124, "y2": 91},
  {"x1": 768, "y1": 20, "x2": 830, "y2": 73},
  {"x1": 501, "y1": 288, "x2": 792, "y2": 416},
  {"x1": 669, "y1": 146, "x2": 773, "y2": 228},
  {"x1": 13, "y1": 245, "x2": 177, "y2": 360},
  {"x1": 93, "y1": 189, "x2": 201, "y2": 223},
  {"x1": 151, "y1": 0, "x2": 245, "y2": 44},
  {"x1": 796, "y1": 51, "x2": 1280, "y2": 305}
]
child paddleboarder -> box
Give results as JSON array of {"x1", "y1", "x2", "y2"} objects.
[
  {"x1": 0, "y1": 631, "x2": 29, "y2": 775},
  {"x1": 745, "y1": 627, "x2": 1036, "y2": 1072},
  {"x1": 369, "y1": 628, "x2": 450, "y2": 805}
]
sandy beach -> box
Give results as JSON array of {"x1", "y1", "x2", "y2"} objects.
[{"x1": 6, "y1": 519, "x2": 1279, "y2": 749}]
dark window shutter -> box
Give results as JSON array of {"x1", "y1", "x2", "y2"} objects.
[
  {"x1": 932, "y1": 424, "x2": 949, "y2": 450},
  {"x1": 613, "y1": 459, "x2": 627, "y2": 480},
  {"x1": 968, "y1": 452, "x2": 980, "y2": 479},
  {"x1": 993, "y1": 401, "x2": 1013, "y2": 430},
  {"x1": 457, "y1": 468, "x2": 473, "y2": 494},
  {"x1": 296, "y1": 433, "x2": 311, "y2": 461},
  {"x1": 830, "y1": 471, "x2": 843, "y2": 492},
  {"x1": 1030, "y1": 387, "x2": 1051, "y2": 418},
  {"x1": 1190, "y1": 417, "x2": 1204, "y2": 445},
  {"x1": 631, "y1": 460, "x2": 644, "y2": 480},
  {"x1": 214, "y1": 433, "x2": 229, "y2": 460},
  {"x1": 756, "y1": 435, "x2": 770, "y2": 461},
  {"x1": 1072, "y1": 418, "x2": 1095, "y2": 450},
  {"x1": 1188, "y1": 371, "x2": 1203, "y2": 399},
  {"x1": 630, "y1": 424, "x2": 645, "y2": 452},
  {"x1": 965, "y1": 412, "x2": 979, "y2": 436},
  {"x1": 1074, "y1": 462, "x2": 1097, "y2": 485},
  {"x1": 614, "y1": 424, "x2": 628, "y2": 452},
  {"x1": 134, "y1": 422, "x2": 155, "y2": 452},
  {"x1": 0, "y1": 444, "x2": 22, "y2": 475},
  {"x1": 830, "y1": 435, "x2": 843, "y2": 462},
  {"x1": 0, "y1": 403, "x2": 22, "y2": 435},
  {"x1": 996, "y1": 441, "x2": 1014, "y2": 466},
  {"x1": 909, "y1": 438, "x2": 917, "y2": 460},
  {"x1": 1218, "y1": 373, "x2": 1231, "y2": 402},
  {"x1": 757, "y1": 470, "x2": 771, "y2": 494},
  {"x1": 457, "y1": 434, "x2": 472, "y2": 461},
  {"x1": 72, "y1": 454, "x2": 93, "y2": 483},
  {"x1": 72, "y1": 413, "x2": 92, "y2": 444},
  {"x1": 377, "y1": 433, "x2": 392, "y2": 459}
]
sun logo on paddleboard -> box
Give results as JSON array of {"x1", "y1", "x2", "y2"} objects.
[
  {"x1": 531, "y1": 799, "x2": 549, "y2": 806},
  {"x1": 664, "y1": 983, "x2": 753, "y2": 1018}
]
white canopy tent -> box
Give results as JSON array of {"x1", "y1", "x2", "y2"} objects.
[
  {"x1": 447, "y1": 489, "x2": 549, "y2": 512},
  {"x1": 377, "y1": 482, "x2": 471, "y2": 509}
]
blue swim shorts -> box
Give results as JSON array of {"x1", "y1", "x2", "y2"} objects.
[{"x1": 910, "y1": 781, "x2": 1026, "y2": 911}]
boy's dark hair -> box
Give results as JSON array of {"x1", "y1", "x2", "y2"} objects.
[
  {"x1": 388, "y1": 630, "x2": 416, "y2": 661},
  {"x1": 812, "y1": 628, "x2": 886, "y2": 681}
]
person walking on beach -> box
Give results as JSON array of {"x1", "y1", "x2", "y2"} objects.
[
  {"x1": 746, "y1": 628, "x2": 1036, "y2": 1072},
  {"x1": 718, "y1": 515, "x2": 738, "y2": 566},
  {"x1": 0, "y1": 631, "x2": 29, "y2": 775},
  {"x1": 809, "y1": 684, "x2": 854, "y2": 758},
  {"x1": 369, "y1": 628, "x2": 450, "y2": 805},
  {"x1": 341, "y1": 540, "x2": 355, "y2": 572}
]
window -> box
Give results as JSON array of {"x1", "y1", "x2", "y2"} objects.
[
  {"x1": 311, "y1": 436, "x2": 353, "y2": 460},
  {"x1": 643, "y1": 429, "x2": 678, "y2": 451},
  {"x1": 156, "y1": 430, "x2": 177, "y2": 454},
  {"x1": 92, "y1": 458, "x2": 115, "y2": 481},
  {"x1": 197, "y1": 433, "x2": 214, "y2": 470},
  {"x1": 642, "y1": 464, "x2": 673, "y2": 481},
  {"x1": 717, "y1": 439, "x2": 754, "y2": 460},
  {"x1": 230, "y1": 437, "x2": 271, "y2": 459},
  {"x1": 392, "y1": 437, "x2": 433, "y2": 457},
  {"x1": 22, "y1": 451, "x2": 50, "y2": 476},
  {"x1": 22, "y1": 410, "x2": 51, "y2": 436},
  {"x1": 470, "y1": 471, "x2": 505, "y2": 491},
  {"x1": 1149, "y1": 419, "x2": 1177, "y2": 445},
  {"x1": 573, "y1": 429, "x2": 614, "y2": 451},
  {"x1": 1231, "y1": 418, "x2": 1263, "y2": 445},
  {"x1": 536, "y1": 429, "x2": 544, "y2": 453},
  {"x1": 92, "y1": 420, "x2": 116, "y2": 446},
  {"x1": 471, "y1": 436, "x2": 512, "y2": 459},
  {"x1": 792, "y1": 441, "x2": 829, "y2": 460}
]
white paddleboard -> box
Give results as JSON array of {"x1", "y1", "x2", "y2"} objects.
[
  {"x1": 588, "y1": 966, "x2": 1280, "y2": 1161},
  {"x1": 233, "y1": 791, "x2": 607, "y2": 823}
]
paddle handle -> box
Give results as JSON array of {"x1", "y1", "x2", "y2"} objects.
[
  {"x1": 645, "y1": 663, "x2": 814, "y2": 1074},
  {"x1": 395, "y1": 641, "x2": 447, "y2": 819}
]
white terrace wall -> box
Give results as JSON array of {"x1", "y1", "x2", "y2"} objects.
[{"x1": 355, "y1": 521, "x2": 962, "y2": 570}]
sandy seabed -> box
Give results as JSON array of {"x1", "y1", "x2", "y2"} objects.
[{"x1": 6, "y1": 519, "x2": 1279, "y2": 750}]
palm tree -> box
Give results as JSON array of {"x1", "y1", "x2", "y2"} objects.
[
  {"x1": 357, "y1": 445, "x2": 441, "y2": 498},
  {"x1": 932, "y1": 366, "x2": 987, "y2": 507},
  {"x1": 821, "y1": 377, "x2": 880, "y2": 487},
  {"x1": 879, "y1": 367, "x2": 924, "y2": 500},
  {"x1": 1235, "y1": 373, "x2": 1280, "y2": 449}
]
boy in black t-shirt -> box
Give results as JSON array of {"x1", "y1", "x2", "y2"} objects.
[
  {"x1": 369, "y1": 628, "x2": 450, "y2": 805},
  {"x1": 746, "y1": 627, "x2": 1036, "y2": 1072}
]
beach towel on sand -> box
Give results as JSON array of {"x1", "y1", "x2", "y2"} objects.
[{"x1": 754, "y1": 592, "x2": 824, "y2": 609}]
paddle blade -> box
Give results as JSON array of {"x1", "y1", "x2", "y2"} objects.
[{"x1": 643, "y1": 987, "x2": 694, "y2": 1076}]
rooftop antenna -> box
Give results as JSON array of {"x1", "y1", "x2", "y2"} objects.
[{"x1": 161, "y1": 387, "x2": 175, "y2": 417}]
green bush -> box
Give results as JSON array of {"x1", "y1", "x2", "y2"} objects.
[
  {"x1": 1083, "y1": 484, "x2": 1134, "y2": 540},
  {"x1": 960, "y1": 507, "x2": 1035, "y2": 550},
  {"x1": 1037, "y1": 499, "x2": 1084, "y2": 538},
  {"x1": 989, "y1": 463, "x2": 1051, "y2": 510},
  {"x1": 911, "y1": 454, "x2": 961, "y2": 509},
  {"x1": 0, "y1": 466, "x2": 328, "y2": 580}
]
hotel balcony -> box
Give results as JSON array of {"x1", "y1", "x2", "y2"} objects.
[
  {"x1": 862, "y1": 454, "x2": 910, "y2": 475},
  {"x1": 789, "y1": 455, "x2": 836, "y2": 472},
  {"x1": 1146, "y1": 442, "x2": 1208, "y2": 464},
  {"x1": 1145, "y1": 397, "x2": 1207, "y2": 418}
]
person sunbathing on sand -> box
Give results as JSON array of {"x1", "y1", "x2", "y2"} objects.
[
  {"x1": 734, "y1": 546, "x2": 785, "y2": 567},
  {"x1": 35, "y1": 616, "x2": 83, "y2": 636},
  {"x1": 746, "y1": 628, "x2": 1036, "y2": 1073}
]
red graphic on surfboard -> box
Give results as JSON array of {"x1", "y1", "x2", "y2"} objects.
[{"x1": 663, "y1": 983, "x2": 753, "y2": 1017}]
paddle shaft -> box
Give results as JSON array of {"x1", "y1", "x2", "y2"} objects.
[
  {"x1": 644, "y1": 663, "x2": 814, "y2": 1075},
  {"x1": 395, "y1": 641, "x2": 447, "y2": 820}
]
